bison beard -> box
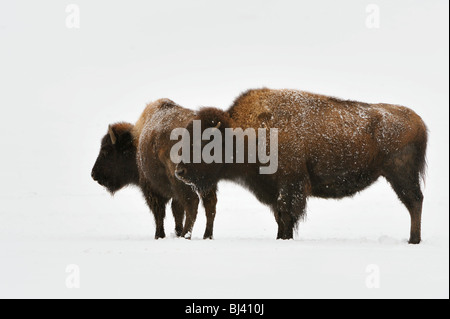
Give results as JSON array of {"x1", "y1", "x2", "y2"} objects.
[{"x1": 176, "y1": 88, "x2": 428, "y2": 244}]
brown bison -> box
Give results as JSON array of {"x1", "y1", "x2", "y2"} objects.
[
  {"x1": 91, "y1": 99, "x2": 218, "y2": 239},
  {"x1": 175, "y1": 88, "x2": 428, "y2": 244}
]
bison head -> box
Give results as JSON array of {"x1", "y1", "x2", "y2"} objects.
[
  {"x1": 175, "y1": 107, "x2": 231, "y2": 194},
  {"x1": 91, "y1": 123, "x2": 139, "y2": 194}
]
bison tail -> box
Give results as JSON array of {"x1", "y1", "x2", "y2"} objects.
[{"x1": 416, "y1": 121, "x2": 428, "y2": 187}]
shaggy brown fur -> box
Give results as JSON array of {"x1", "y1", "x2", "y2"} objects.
[
  {"x1": 176, "y1": 88, "x2": 428, "y2": 243},
  {"x1": 92, "y1": 99, "x2": 218, "y2": 239}
]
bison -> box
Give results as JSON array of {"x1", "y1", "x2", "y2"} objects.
[
  {"x1": 175, "y1": 88, "x2": 428, "y2": 244},
  {"x1": 91, "y1": 99, "x2": 218, "y2": 239}
]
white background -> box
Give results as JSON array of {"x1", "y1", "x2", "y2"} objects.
[{"x1": 0, "y1": 0, "x2": 448, "y2": 298}]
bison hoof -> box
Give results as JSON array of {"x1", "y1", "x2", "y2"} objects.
[
  {"x1": 408, "y1": 237, "x2": 421, "y2": 245},
  {"x1": 175, "y1": 229, "x2": 183, "y2": 237},
  {"x1": 155, "y1": 233, "x2": 166, "y2": 240},
  {"x1": 183, "y1": 231, "x2": 192, "y2": 240}
]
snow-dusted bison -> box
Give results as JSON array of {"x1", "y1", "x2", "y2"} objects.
[
  {"x1": 91, "y1": 99, "x2": 218, "y2": 239},
  {"x1": 175, "y1": 88, "x2": 428, "y2": 244}
]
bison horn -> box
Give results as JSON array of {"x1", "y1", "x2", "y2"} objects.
[
  {"x1": 108, "y1": 125, "x2": 117, "y2": 144},
  {"x1": 214, "y1": 121, "x2": 221, "y2": 129}
]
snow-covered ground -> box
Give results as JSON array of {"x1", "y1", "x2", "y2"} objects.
[
  {"x1": 0, "y1": 1, "x2": 448, "y2": 298},
  {"x1": 0, "y1": 181, "x2": 448, "y2": 298}
]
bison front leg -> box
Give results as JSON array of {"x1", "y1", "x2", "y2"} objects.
[
  {"x1": 275, "y1": 184, "x2": 307, "y2": 240},
  {"x1": 148, "y1": 204, "x2": 167, "y2": 239},
  {"x1": 143, "y1": 188, "x2": 169, "y2": 239},
  {"x1": 274, "y1": 210, "x2": 296, "y2": 240},
  {"x1": 274, "y1": 210, "x2": 290, "y2": 239},
  {"x1": 151, "y1": 198, "x2": 168, "y2": 239}
]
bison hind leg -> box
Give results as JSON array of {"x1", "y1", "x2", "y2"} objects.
[
  {"x1": 383, "y1": 143, "x2": 426, "y2": 244},
  {"x1": 201, "y1": 188, "x2": 218, "y2": 240},
  {"x1": 171, "y1": 200, "x2": 185, "y2": 237}
]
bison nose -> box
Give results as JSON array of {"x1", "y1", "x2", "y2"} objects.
[
  {"x1": 91, "y1": 170, "x2": 97, "y2": 181},
  {"x1": 175, "y1": 168, "x2": 186, "y2": 178}
]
